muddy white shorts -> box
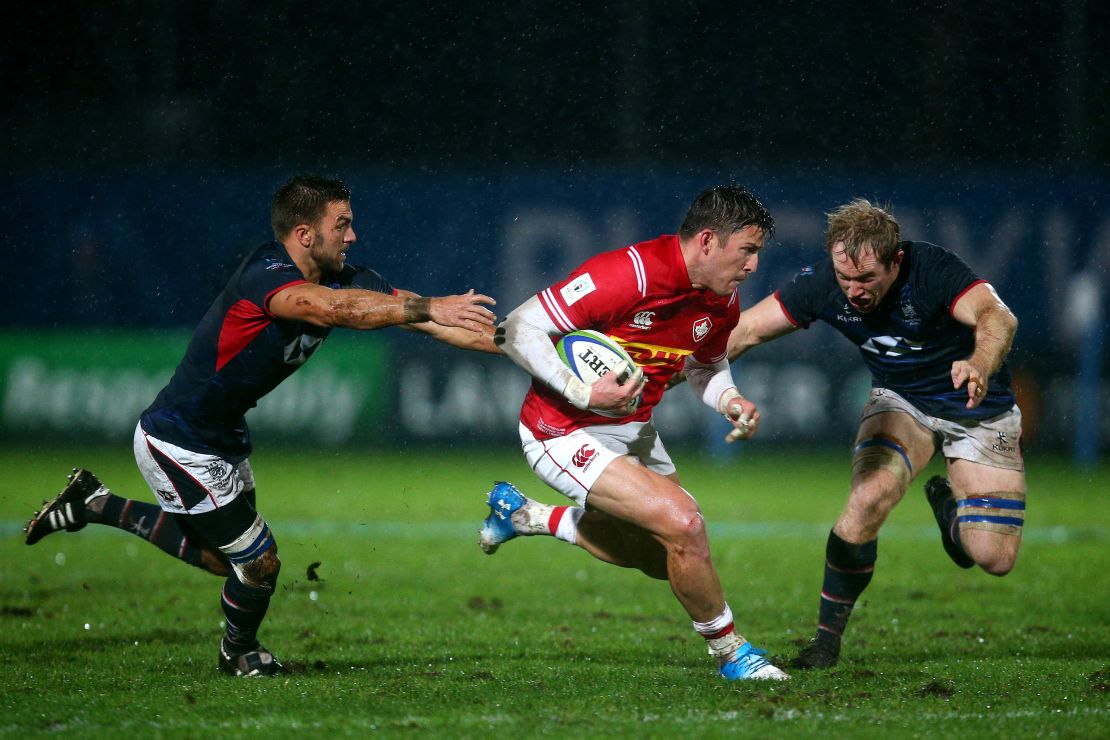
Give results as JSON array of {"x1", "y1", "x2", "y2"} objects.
[
  {"x1": 860, "y1": 388, "x2": 1024, "y2": 472},
  {"x1": 520, "y1": 420, "x2": 676, "y2": 506},
  {"x1": 133, "y1": 423, "x2": 256, "y2": 515}
]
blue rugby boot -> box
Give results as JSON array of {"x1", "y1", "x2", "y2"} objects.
[
  {"x1": 479, "y1": 481, "x2": 526, "y2": 555},
  {"x1": 925, "y1": 476, "x2": 975, "y2": 569},
  {"x1": 719, "y1": 642, "x2": 789, "y2": 681}
]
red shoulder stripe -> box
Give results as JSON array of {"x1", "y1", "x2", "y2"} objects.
[{"x1": 216, "y1": 299, "x2": 271, "y2": 371}]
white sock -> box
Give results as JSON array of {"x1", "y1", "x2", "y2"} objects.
[
  {"x1": 692, "y1": 603, "x2": 745, "y2": 662},
  {"x1": 552, "y1": 506, "x2": 584, "y2": 545}
]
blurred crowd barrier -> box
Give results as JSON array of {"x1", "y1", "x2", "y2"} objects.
[{"x1": 1, "y1": 171, "x2": 1105, "y2": 459}]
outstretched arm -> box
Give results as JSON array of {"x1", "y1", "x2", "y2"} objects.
[
  {"x1": 269, "y1": 283, "x2": 496, "y2": 332},
  {"x1": 726, "y1": 293, "x2": 799, "y2": 361},
  {"x1": 950, "y1": 282, "x2": 1018, "y2": 409},
  {"x1": 394, "y1": 289, "x2": 501, "y2": 353}
]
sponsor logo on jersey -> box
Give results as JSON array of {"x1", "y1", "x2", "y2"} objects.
[
  {"x1": 560, "y1": 273, "x2": 596, "y2": 306},
  {"x1": 859, "y1": 335, "x2": 925, "y2": 356},
  {"x1": 283, "y1": 334, "x2": 324, "y2": 366},
  {"x1": 621, "y1": 340, "x2": 691, "y2": 368},
  {"x1": 572, "y1": 444, "x2": 597, "y2": 469},
  {"x1": 692, "y1": 317, "x2": 712, "y2": 342},
  {"x1": 264, "y1": 257, "x2": 295, "y2": 271},
  {"x1": 630, "y1": 310, "x2": 655, "y2": 330}
]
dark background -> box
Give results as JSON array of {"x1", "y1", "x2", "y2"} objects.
[
  {"x1": 1, "y1": 1, "x2": 1105, "y2": 457},
  {"x1": 5, "y1": 1, "x2": 1107, "y2": 174}
]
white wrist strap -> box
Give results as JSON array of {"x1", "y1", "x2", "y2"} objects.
[
  {"x1": 717, "y1": 387, "x2": 743, "y2": 415},
  {"x1": 563, "y1": 376, "x2": 592, "y2": 410}
]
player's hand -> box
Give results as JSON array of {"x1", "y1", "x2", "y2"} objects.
[
  {"x1": 722, "y1": 394, "x2": 760, "y2": 442},
  {"x1": 430, "y1": 290, "x2": 497, "y2": 330},
  {"x1": 588, "y1": 361, "x2": 645, "y2": 416},
  {"x1": 951, "y1": 359, "x2": 988, "y2": 409}
]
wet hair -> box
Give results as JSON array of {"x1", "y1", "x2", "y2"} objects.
[
  {"x1": 825, "y1": 199, "x2": 901, "y2": 267},
  {"x1": 270, "y1": 175, "x2": 352, "y2": 238},
  {"x1": 678, "y1": 184, "x2": 775, "y2": 240}
]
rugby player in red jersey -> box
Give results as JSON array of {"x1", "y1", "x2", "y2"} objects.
[{"x1": 481, "y1": 185, "x2": 788, "y2": 681}]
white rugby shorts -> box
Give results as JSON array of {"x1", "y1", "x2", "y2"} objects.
[
  {"x1": 133, "y1": 423, "x2": 256, "y2": 515},
  {"x1": 860, "y1": 388, "x2": 1024, "y2": 471},
  {"x1": 520, "y1": 420, "x2": 676, "y2": 506}
]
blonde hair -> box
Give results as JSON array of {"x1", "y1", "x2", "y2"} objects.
[{"x1": 825, "y1": 199, "x2": 901, "y2": 267}]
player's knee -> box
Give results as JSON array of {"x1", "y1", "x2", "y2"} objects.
[
  {"x1": 848, "y1": 479, "x2": 900, "y2": 526},
  {"x1": 976, "y1": 546, "x2": 1018, "y2": 577},
  {"x1": 218, "y1": 514, "x2": 280, "y2": 590},
  {"x1": 241, "y1": 545, "x2": 281, "y2": 586},
  {"x1": 662, "y1": 510, "x2": 709, "y2": 558}
]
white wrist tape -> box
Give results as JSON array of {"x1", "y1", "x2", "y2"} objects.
[
  {"x1": 563, "y1": 376, "x2": 592, "y2": 410},
  {"x1": 717, "y1": 387, "x2": 743, "y2": 415}
]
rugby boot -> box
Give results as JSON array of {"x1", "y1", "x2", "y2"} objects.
[
  {"x1": 479, "y1": 481, "x2": 526, "y2": 554},
  {"x1": 719, "y1": 642, "x2": 789, "y2": 681},
  {"x1": 925, "y1": 476, "x2": 975, "y2": 569},
  {"x1": 218, "y1": 639, "x2": 286, "y2": 677},
  {"x1": 25, "y1": 468, "x2": 108, "y2": 546},
  {"x1": 789, "y1": 637, "x2": 841, "y2": 669}
]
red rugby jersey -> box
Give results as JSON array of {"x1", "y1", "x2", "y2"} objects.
[{"x1": 521, "y1": 234, "x2": 739, "y2": 439}]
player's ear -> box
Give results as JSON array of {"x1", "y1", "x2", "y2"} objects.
[
  {"x1": 700, "y1": 229, "x2": 715, "y2": 253},
  {"x1": 292, "y1": 223, "x2": 313, "y2": 248}
]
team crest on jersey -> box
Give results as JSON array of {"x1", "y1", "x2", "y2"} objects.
[
  {"x1": 692, "y1": 316, "x2": 712, "y2": 342},
  {"x1": 899, "y1": 286, "x2": 921, "y2": 329},
  {"x1": 630, "y1": 310, "x2": 654, "y2": 330},
  {"x1": 560, "y1": 273, "x2": 596, "y2": 306},
  {"x1": 204, "y1": 462, "x2": 231, "y2": 490}
]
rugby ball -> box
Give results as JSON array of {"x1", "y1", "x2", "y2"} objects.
[{"x1": 556, "y1": 330, "x2": 640, "y2": 417}]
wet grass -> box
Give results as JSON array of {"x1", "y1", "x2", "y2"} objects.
[{"x1": 1, "y1": 446, "x2": 1106, "y2": 737}]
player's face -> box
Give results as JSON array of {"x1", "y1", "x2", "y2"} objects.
[
  {"x1": 308, "y1": 200, "x2": 357, "y2": 274},
  {"x1": 705, "y1": 225, "x2": 765, "y2": 296},
  {"x1": 830, "y1": 242, "x2": 902, "y2": 313}
]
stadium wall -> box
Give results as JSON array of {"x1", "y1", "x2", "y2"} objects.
[{"x1": 0, "y1": 171, "x2": 1105, "y2": 456}]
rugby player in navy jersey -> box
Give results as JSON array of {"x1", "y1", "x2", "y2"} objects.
[
  {"x1": 24, "y1": 175, "x2": 498, "y2": 676},
  {"x1": 721, "y1": 199, "x2": 1025, "y2": 669}
]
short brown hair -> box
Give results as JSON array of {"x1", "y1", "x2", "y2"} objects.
[
  {"x1": 825, "y1": 199, "x2": 901, "y2": 267},
  {"x1": 271, "y1": 175, "x2": 352, "y2": 238},
  {"x1": 679, "y1": 185, "x2": 775, "y2": 240}
]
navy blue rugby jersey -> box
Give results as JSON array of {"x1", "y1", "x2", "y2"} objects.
[
  {"x1": 774, "y1": 241, "x2": 1015, "y2": 421},
  {"x1": 140, "y1": 241, "x2": 393, "y2": 461}
]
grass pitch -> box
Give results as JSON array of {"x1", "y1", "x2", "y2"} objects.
[{"x1": 0, "y1": 445, "x2": 1106, "y2": 737}]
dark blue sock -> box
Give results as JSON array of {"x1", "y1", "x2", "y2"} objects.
[
  {"x1": 815, "y1": 530, "x2": 877, "y2": 643},
  {"x1": 98, "y1": 495, "x2": 207, "y2": 570},
  {"x1": 221, "y1": 572, "x2": 273, "y2": 651}
]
